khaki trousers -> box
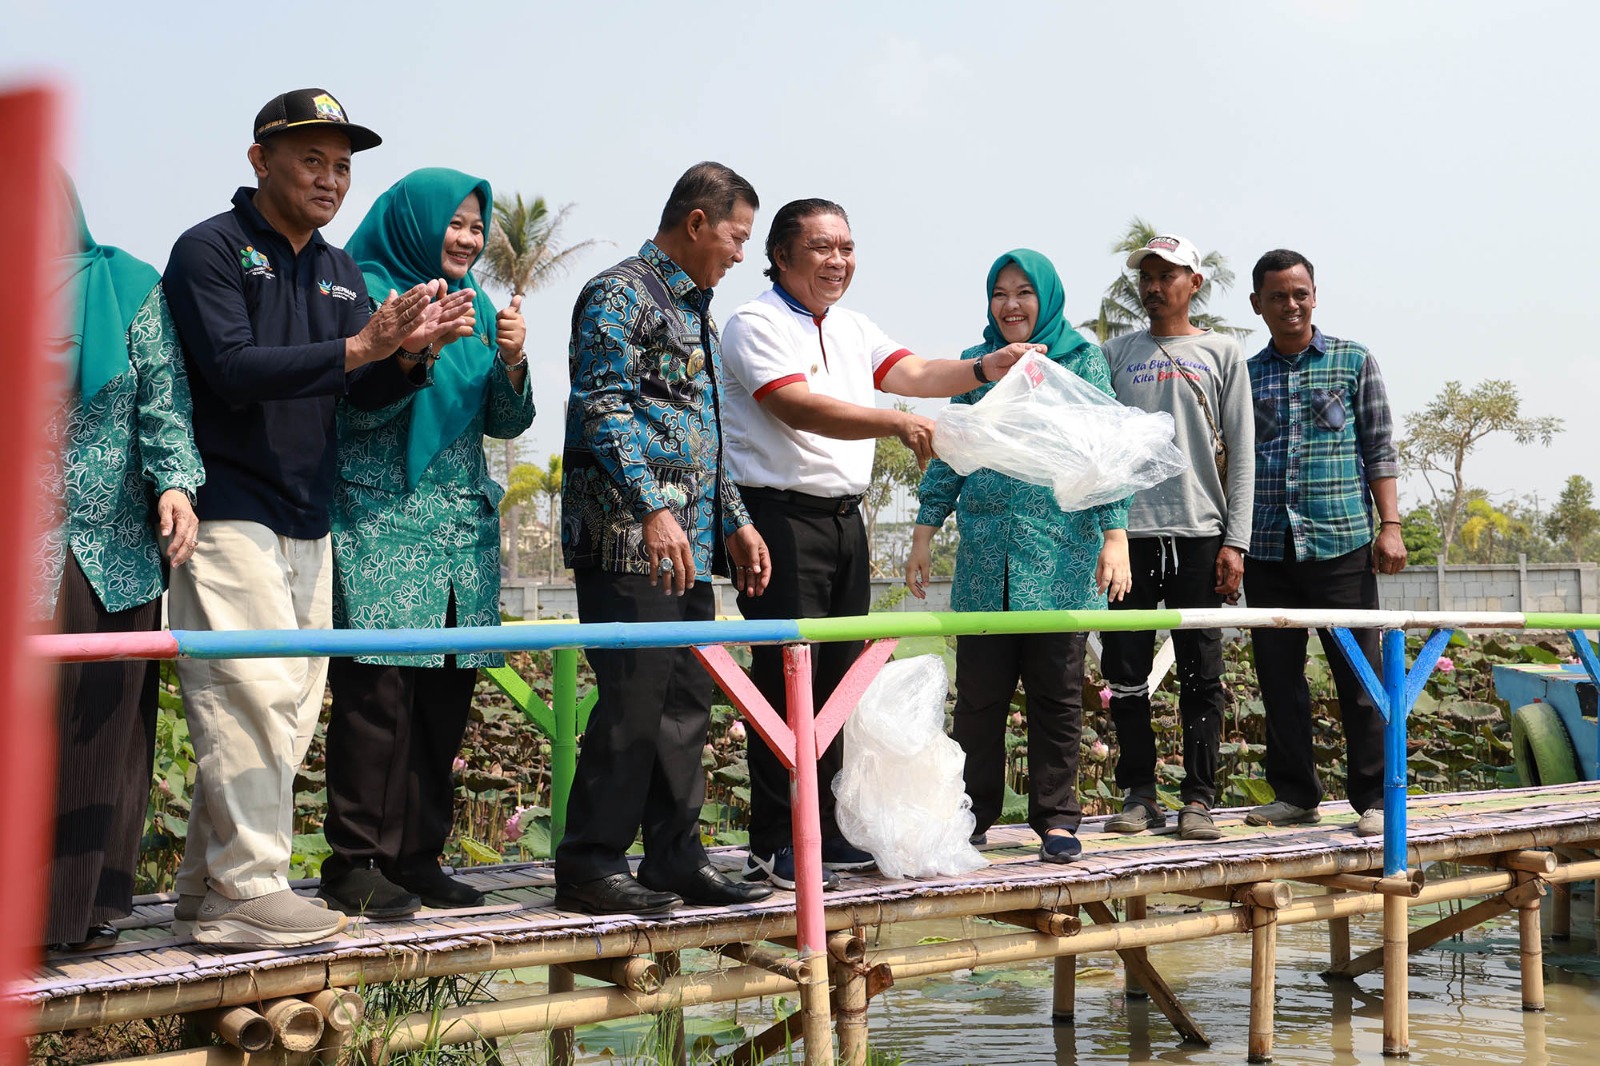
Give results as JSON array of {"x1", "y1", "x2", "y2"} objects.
[{"x1": 168, "y1": 520, "x2": 331, "y2": 899}]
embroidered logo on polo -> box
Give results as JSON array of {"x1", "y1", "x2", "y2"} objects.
[
  {"x1": 317, "y1": 279, "x2": 360, "y2": 301},
  {"x1": 238, "y1": 245, "x2": 274, "y2": 279},
  {"x1": 311, "y1": 94, "x2": 347, "y2": 123}
]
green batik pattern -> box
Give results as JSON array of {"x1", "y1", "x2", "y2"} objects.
[
  {"x1": 36, "y1": 286, "x2": 204, "y2": 618},
  {"x1": 332, "y1": 354, "x2": 534, "y2": 667}
]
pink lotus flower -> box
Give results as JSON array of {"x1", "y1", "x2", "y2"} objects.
[
  {"x1": 505, "y1": 804, "x2": 531, "y2": 840},
  {"x1": 727, "y1": 721, "x2": 746, "y2": 742},
  {"x1": 452, "y1": 756, "x2": 467, "y2": 773},
  {"x1": 1436, "y1": 656, "x2": 1455, "y2": 673},
  {"x1": 1100, "y1": 686, "x2": 1112, "y2": 709},
  {"x1": 1008, "y1": 711, "x2": 1023, "y2": 728},
  {"x1": 1089, "y1": 739, "x2": 1110, "y2": 761}
]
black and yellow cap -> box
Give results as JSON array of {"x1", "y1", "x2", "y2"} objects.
[{"x1": 252, "y1": 88, "x2": 382, "y2": 152}]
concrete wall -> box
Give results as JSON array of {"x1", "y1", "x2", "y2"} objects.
[{"x1": 502, "y1": 558, "x2": 1599, "y2": 620}]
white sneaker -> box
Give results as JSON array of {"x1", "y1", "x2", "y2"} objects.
[
  {"x1": 1355, "y1": 808, "x2": 1384, "y2": 837},
  {"x1": 194, "y1": 888, "x2": 346, "y2": 948},
  {"x1": 173, "y1": 890, "x2": 327, "y2": 937}
]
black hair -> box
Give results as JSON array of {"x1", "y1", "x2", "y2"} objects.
[
  {"x1": 657, "y1": 162, "x2": 759, "y2": 232},
  {"x1": 763, "y1": 198, "x2": 850, "y2": 283},
  {"x1": 1251, "y1": 249, "x2": 1315, "y2": 293}
]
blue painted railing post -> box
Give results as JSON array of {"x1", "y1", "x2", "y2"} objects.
[{"x1": 1381, "y1": 628, "x2": 1408, "y2": 877}]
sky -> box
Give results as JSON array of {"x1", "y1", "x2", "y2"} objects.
[{"x1": 3, "y1": 0, "x2": 1594, "y2": 517}]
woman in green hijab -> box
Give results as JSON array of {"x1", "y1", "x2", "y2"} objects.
[
  {"x1": 42, "y1": 178, "x2": 204, "y2": 950},
  {"x1": 906, "y1": 249, "x2": 1130, "y2": 865},
  {"x1": 318, "y1": 168, "x2": 534, "y2": 918}
]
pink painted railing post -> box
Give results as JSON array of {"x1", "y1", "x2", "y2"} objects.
[
  {"x1": 783, "y1": 643, "x2": 835, "y2": 1065},
  {"x1": 0, "y1": 84, "x2": 60, "y2": 1066}
]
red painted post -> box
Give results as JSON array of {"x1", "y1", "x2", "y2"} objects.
[{"x1": 0, "y1": 84, "x2": 62, "y2": 1066}]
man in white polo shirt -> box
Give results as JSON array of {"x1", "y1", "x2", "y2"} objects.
[{"x1": 721, "y1": 198, "x2": 1041, "y2": 888}]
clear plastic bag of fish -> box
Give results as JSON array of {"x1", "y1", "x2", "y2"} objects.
[
  {"x1": 933, "y1": 351, "x2": 1189, "y2": 511},
  {"x1": 832, "y1": 655, "x2": 985, "y2": 879}
]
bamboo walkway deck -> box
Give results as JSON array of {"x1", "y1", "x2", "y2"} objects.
[{"x1": 19, "y1": 782, "x2": 1600, "y2": 1063}]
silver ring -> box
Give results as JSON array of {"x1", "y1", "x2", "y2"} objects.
[{"x1": 657, "y1": 557, "x2": 675, "y2": 575}]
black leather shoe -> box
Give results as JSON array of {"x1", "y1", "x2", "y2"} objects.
[
  {"x1": 640, "y1": 863, "x2": 775, "y2": 906},
  {"x1": 392, "y1": 864, "x2": 485, "y2": 908},
  {"x1": 318, "y1": 863, "x2": 420, "y2": 918},
  {"x1": 553, "y1": 873, "x2": 681, "y2": 916},
  {"x1": 48, "y1": 922, "x2": 119, "y2": 953}
]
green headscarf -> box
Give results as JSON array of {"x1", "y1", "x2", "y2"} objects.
[
  {"x1": 53, "y1": 176, "x2": 161, "y2": 406},
  {"x1": 982, "y1": 248, "x2": 1090, "y2": 361},
  {"x1": 346, "y1": 168, "x2": 499, "y2": 489}
]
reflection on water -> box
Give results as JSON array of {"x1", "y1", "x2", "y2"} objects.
[{"x1": 867, "y1": 891, "x2": 1600, "y2": 1065}]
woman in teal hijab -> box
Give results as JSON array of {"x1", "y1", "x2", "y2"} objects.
[
  {"x1": 42, "y1": 178, "x2": 204, "y2": 951},
  {"x1": 320, "y1": 168, "x2": 534, "y2": 917},
  {"x1": 906, "y1": 249, "x2": 1130, "y2": 865}
]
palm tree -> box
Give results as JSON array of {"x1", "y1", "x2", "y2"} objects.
[
  {"x1": 1078, "y1": 217, "x2": 1250, "y2": 343},
  {"x1": 477, "y1": 193, "x2": 608, "y2": 581}
]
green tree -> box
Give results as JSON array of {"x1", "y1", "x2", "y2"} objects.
[
  {"x1": 502, "y1": 454, "x2": 565, "y2": 580},
  {"x1": 1077, "y1": 217, "x2": 1250, "y2": 343},
  {"x1": 477, "y1": 192, "x2": 607, "y2": 581},
  {"x1": 1458, "y1": 496, "x2": 1513, "y2": 563},
  {"x1": 1400, "y1": 380, "x2": 1562, "y2": 562},
  {"x1": 1400, "y1": 505, "x2": 1442, "y2": 566},
  {"x1": 1547, "y1": 475, "x2": 1600, "y2": 562}
]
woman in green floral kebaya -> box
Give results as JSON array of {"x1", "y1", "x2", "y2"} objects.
[
  {"x1": 320, "y1": 169, "x2": 534, "y2": 917},
  {"x1": 906, "y1": 249, "x2": 1130, "y2": 865},
  {"x1": 41, "y1": 178, "x2": 204, "y2": 951}
]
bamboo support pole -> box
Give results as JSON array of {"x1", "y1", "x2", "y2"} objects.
[
  {"x1": 195, "y1": 1007, "x2": 272, "y2": 1053},
  {"x1": 722, "y1": 943, "x2": 806, "y2": 981},
  {"x1": 377, "y1": 964, "x2": 797, "y2": 1058},
  {"x1": 1501, "y1": 850, "x2": 1559, "y2": 874},
  {"x1": 1326, "y1": 887, "x2": 1351, "y2": 973},
  {"x1": 1552, "y1": 882, "x2": 1571, "y2": 941},
  {"x1": 1518, "y1": 874, "x2": 1546, "y2": 1012},
  {"x1": 262, "y1": 997, "x2": 324, "y2": 1053},
  {"x1": 1382, "y1": 893, "x2": 1408, "y2": 1056},
  {"x1": 1052, "y1": 905, "x2": 1078, "y2": 1026},
  {"x1": 1082, "y1": 901, "x2": 1208, "y2": 1045},
  {"x1": 563, "y1": 955, "x2": 662, "y2": 994},
  {"x1": 1122, "y1": 895, "x2": 1148, "y2": 998},
  {"x1": 1303, "y1": 871, "x2": 1422, "y2": 897},
  {"x1": 548, "y1": 963, "x2": 574, "y2": 1066},
  {"x1": 1328, "y1": 880, "x2": 1545, "y2": 980},
  {"x1": 727, "y1": 1013, "x2": 802, "y2": 1066},
  {"x1": 831, "y1": 932, "x2": 868, "y2": 1066},
  {"x1": 655, "y1": 951, "x2": 687, "y2": 1066},
  {"x1": 992, "y1": 909, "x2": 1083, "y2": 937},
  {"x1": 308, "y1": 989, "x2": 362, "y2": 1066},
  {"x1": 1247, "y1": 898, "x2": 1278, "y2": 1063}
]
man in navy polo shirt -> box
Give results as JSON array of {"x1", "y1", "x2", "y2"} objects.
[{"x1": 161, "y1": 88, "x2": 472, "y2": 947}]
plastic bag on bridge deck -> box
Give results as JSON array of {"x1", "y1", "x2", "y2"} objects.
[
  {"x1": 832, "y1": 655, "x2": 986, "y2": 879},
  {"x1": 932, "y1": 351, "x2": 1190, "y2": 511}
]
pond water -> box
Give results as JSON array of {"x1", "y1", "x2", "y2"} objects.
[{"x1": 508, "y1": 887, "x2": 1600, "y2": 1065}]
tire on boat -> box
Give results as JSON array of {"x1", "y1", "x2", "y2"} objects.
[{"x1": 1510, "y1": 702, "x2": 1580, "y2": 787}]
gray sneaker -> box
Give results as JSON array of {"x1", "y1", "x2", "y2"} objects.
[
  {"x1": 194, "y1": 888, "x2": 347, "y2": 948},
  {"x1": 173, "y1": 891, "x2": 327, "y2": 937},
  {"x1": 1354, "y1": 808, "x2": 1384, "y2": 837},
  {"x1": 1244, "y1": 800, "x2": 1322, "y2": 827},
  {"x1": 1177, "y1": 803, "x2": 1223, "y2": 841},
  {"x1": 1104, "y1": 801, "x2": 1166, "y2": 834}
]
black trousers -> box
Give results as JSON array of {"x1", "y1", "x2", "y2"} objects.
[
  {"x1": 47, "y1": 553, "x2": 160, "y2": 944},
  {"x1": 1101, "y1": 536, "x2": 1226, "y2": 808},
  {"x1": 735, "y1": 488, "x2": 870, "y2": 855},
  {"x1": 323, "y1": 655, "x2": 477, "y2": 881},
  {"x1": 954, "y1": 631, "x2": 1085, "y2": 837},
  {"x1": 1244, "y1": 544, "x2": 1385, "y2": 813},
  {"x1": 555, "y1": 571, "x2": 714, "y2": 884}
]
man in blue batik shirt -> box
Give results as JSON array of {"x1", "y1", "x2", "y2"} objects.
[
  {"x1": 555, "y1": 162, "x2": 775, "y2": 916},
  {"x1": 1242, "y1": 248, "x2": 1407, "y2": 839}
]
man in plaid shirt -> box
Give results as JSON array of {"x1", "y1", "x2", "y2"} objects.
[{"x1": 1242, "y1": 249, "x2": 1407, "y2": 837}]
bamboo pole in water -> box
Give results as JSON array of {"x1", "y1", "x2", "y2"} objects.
[
  {"x1": 1122, "y1": 895, "x2": 1149, "y2": 998},
  {"x1": 1329, "y1": 879, "x2": 1545, "y2": 980},
  {"x1": 656, "y1": 951, "x2": 687, "y2": 1066},
  {"x1": 1052, "y1": 904, "x2": 1079, "y2": 1025},
  {"x1": 1325, "y1": 887, "x2": 1351, "y2": 973},
  {"x1": 1247, "y1": 891, "x2": 1280, "y2": 1064},
  {"x1": 376, "y1": 964, "x2": 797, "y2": 1058},
  {"x1": 1082, "y1": 901, "x2": 1208, "y2": 1045},
  {"x1": 1552, "y1": 882, "x2": 1572, "y2": 941},
  {"x1": 1382, "y1": 893, "x2": 1409, "y2": 1056},
  {"x1": 1518, "y1": 873, "x2": 1546, "y2": 1012},
  {"x1": 831, "y1": 931, "x2": 868, "y2": 1066},
  {"x1": 548, "y1": 963, "x2": 574, "y2": 1066}
]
